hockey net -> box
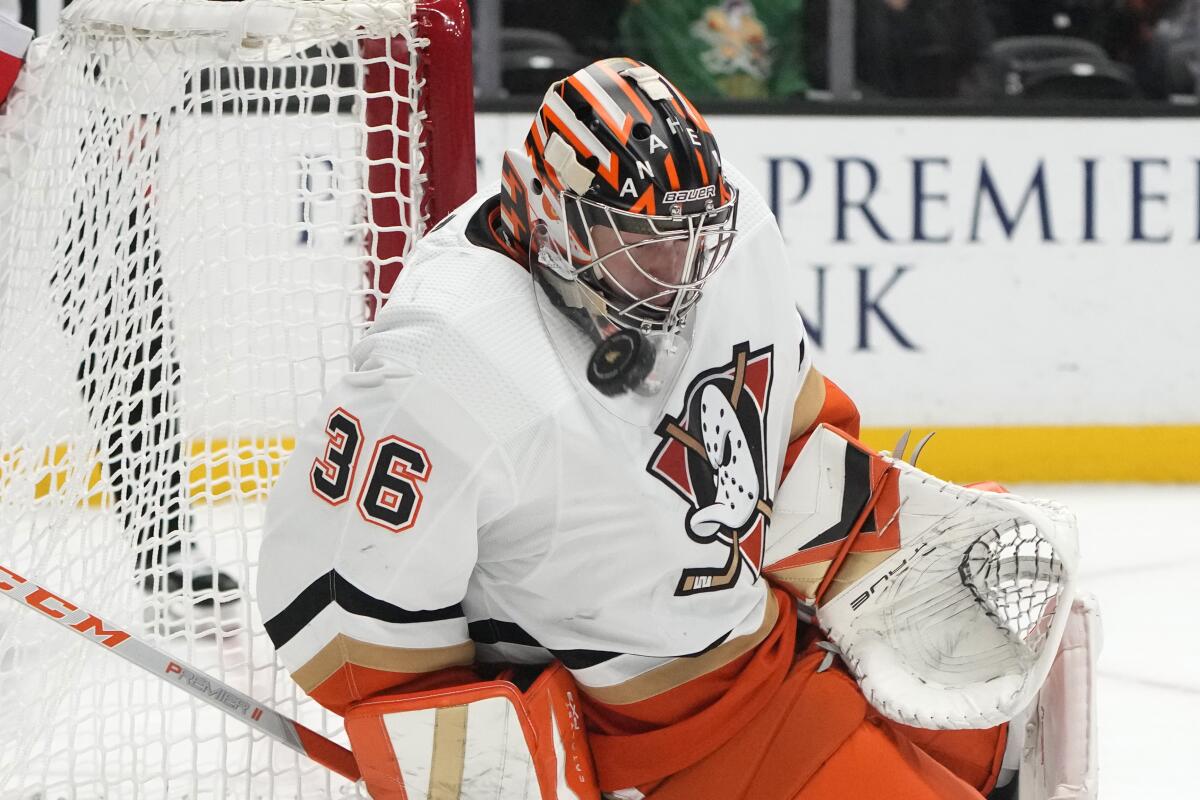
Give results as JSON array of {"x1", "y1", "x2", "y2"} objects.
[{"x1": 0, "y1": 0, "x2": 474, "y2": 797}]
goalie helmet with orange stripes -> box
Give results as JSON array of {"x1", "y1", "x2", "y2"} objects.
[{"x1": 501, "y1": 58, "x2": 738, "y2": 399}]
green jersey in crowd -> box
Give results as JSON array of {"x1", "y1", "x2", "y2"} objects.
[{"x1": 619, "y1": 0, "x2": 807, "y2": 100}]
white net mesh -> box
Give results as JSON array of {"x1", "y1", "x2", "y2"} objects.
[
  {"x1": 0, "y1": 0, "x2": 449, "y2": 795},
  {"x1": 961, "y1": 520, "x2": 1065, "y2": 656}
]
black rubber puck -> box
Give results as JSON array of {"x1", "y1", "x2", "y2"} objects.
[{"x1": 587, "y1": 329, "x2": 655, "y2": 396}]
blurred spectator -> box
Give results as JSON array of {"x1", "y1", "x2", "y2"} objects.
[
  {"x1": 1109, "y1": 0, "x2": 1200, "y2": 96},
  {"x1": 984, "y1": 0, "x2": 1115, "y2": 41},
  {"x1": 470, "y1": 1, "x2": 624, "y2": 96},
  {"x1": 981, "y1": 36, "x2": 1139, "y2": 99},
  {"x1": 493, "y1": 1, "x2": 626, "y2": 61},
  {"x1": 807, "y1": 0, "x2": 994, "y2": 98},
  {"x1": 983, "y1": 1, "x2": 1200, "y2": 97},
  {"x1": 618, "y1": 0, "x2": 808, "y2": 100}
]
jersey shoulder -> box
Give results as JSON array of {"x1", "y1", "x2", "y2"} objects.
[
  {"x1": 353, "y1": 186, "x2": 528, "y2": 374},
  {"x1": 351, "y1": 187, "x2": 574, "y2": 441},
  {"x1": 360, "y1": 188, "x2": 522, "y2": 349}
]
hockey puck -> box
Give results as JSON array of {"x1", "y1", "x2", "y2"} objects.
[{"x1": 587, "y1": 329, "x2": 655, "y2": 396}]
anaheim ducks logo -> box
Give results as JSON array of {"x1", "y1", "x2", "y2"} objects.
[{"x1": 647, "y1": 342, "x2": 774, "y2": 596}]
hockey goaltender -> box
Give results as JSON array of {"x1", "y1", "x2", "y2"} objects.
[{"x1": 257, "y1": 59, "x2": 1099, "y2": 800}]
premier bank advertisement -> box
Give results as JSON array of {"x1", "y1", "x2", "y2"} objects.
[
  {"x1": 477, "y1": 115, "x2": 1200, "y2": 481},
  {"x1": 5, "y1": 113, "x2": 1194, "y2": 482}
]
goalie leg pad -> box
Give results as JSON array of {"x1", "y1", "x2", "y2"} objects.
[{"x1": 345, "y1": 662, "x2": 600, "y2": 800}]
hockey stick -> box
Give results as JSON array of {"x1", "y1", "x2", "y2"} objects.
[{"x1": 0, "y1": 562, "x2": 361, "y2": 783}]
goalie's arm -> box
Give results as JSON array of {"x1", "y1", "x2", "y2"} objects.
[{"x1": 257, "y1": 366, "x2": 513, "y2": 715}]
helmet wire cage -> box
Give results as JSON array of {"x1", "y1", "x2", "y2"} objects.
[{"x1": 556, "y1": 188, "x2": 739, "y2": 335}]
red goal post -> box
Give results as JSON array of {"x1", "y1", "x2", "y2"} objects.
[
  {"x1": 366, "y1": 0, "x2": 477, "y2": 317},
  {"x1": 0, "y1": 0, "x2": 475, "y2": 797}
]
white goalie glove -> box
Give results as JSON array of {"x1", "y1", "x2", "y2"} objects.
[{"x1": 764, "y1": 425, "x2": 1081, "y2": 731}]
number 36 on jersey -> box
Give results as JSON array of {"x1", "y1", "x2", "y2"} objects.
[{"x1": 308, "y1": 407, "x2": 432, "y2": 534}]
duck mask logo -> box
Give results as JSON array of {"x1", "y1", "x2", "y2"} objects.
[{"x1": 646, "y1": 342, "x2": 775, "y2": 596}]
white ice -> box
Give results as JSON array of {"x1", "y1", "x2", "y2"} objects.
[{"x1": 1013, "y1": 483, "x2": 1200, "y2": 799}]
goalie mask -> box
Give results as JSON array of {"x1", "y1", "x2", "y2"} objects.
[{"x1": 501, "y1": 58, "x2": 738, "y2": 420}]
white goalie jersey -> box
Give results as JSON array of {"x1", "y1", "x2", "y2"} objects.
[{"x1": 256, "y1": 166, "x2": 813, "y2": 714}]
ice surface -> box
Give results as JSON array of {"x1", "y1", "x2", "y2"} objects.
[{"x1": 1013, "y1": 483, "x2": 1200, "y2": 799}]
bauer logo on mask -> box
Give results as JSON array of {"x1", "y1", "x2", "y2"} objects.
[{"x1": 662, "y1": 186, "x2": 717, "y2": 205}]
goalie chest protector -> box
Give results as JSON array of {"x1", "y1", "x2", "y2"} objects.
[{"x1": 264, "y1": 165, "x2": 812, "y2": 696}]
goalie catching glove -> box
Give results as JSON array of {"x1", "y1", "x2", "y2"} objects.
[
  {"x1": 344, "y1": 662, "x2": 599, "y2": 800},
  {"x1": 764, "y1": 425, "x2": 1081, "y2": 730}
]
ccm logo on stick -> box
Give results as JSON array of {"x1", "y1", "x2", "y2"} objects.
[{"x1": 0, "y1": 566, "x2": 131, "y2": 648}]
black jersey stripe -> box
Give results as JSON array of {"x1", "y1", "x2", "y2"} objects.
[
  {"x1": 463, "y1": 194, "x2": 513, "y2": 257},
  {"x1": 468, "y1": 618, "x2": 619, "y2": 667},
  {"x1": 467, "y1": 617, "x2": 736, "y2": 670},
  {"x1": 553, "y1": 626, "x2": 734, "y2": 669},
  {"x1": 468, "y1": 618, "x2": 542, "y2": 648},
  {"x1": 552, "y1": 647, "x2": 623, "y2": 670},
  {"x1": 264, "y1": 569, "x2": 464, "y2": 649}
]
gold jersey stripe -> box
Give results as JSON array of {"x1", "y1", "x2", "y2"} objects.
[
  {"x1": 580, "y1": 590, "x2": 779, "y2": 706},
  {"x1": 291, "y1": 634, "x2": 474, "y2": 693},
  {"x1": 766, "y1": 561, "x2": 830, "y2": 601}
]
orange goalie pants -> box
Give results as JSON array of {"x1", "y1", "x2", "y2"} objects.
[
  {"x1": 639, "y1": 647, "x2": 1006, "y2": 800},
  {"x1": 586, "y1": 590, "x2": 1006, "y2": 800}
]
